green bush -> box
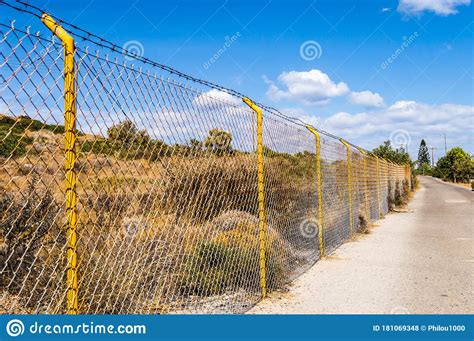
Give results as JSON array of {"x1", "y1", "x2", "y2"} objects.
[
  {"x1": 179, "y1": 237, "x2": 286, "y2": 296},
  {"x1": 0, "y1": 131, "x2": 33, "y2": 158},
  {"x1": 80, "y1": 136, "x2": 171, "y2": 160},
  {"x1": 179, "y1": 241, "x2": 254, "y2": 295},
  {"x1": 0, "y1": 114, "x2": 63, "y2": 158},
  {"x1": 415, "y1": 162, "x2": 432, "y2": 176},
  {"x1": 411, "y1": 174, "x2": 418, "y2": 190},
  {"x1": 0, "y1": 114, "x2": 64, "y2": 135},
  {"x1": 80, "y1": 120, "x2": 171, "y2": 160},
  {"x1": 433, "y1": 147, "x2": 473, "y2": 182}
]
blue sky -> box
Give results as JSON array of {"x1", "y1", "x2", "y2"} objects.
[{"x1": 1, "y1": 0, "x2": 473, "y2": 158}]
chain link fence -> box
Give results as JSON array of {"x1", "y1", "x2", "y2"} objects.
[{"x1": 0, "y1": 9, "x2": 412, "y2": 314}]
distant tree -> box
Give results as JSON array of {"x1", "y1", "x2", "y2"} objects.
[
  {"x1": 104, "y1": 119, "x2": 172, "y2": 160},
  {"x1": 372, "y1": 140, "x2": 410, "y2": 164},
  {"x1": 189, "y1": 138, "x2": 201, "y2": 148},
  {"x1": 433, "y1": 147, "x2": 473, "y2": 182},
  {"x1": 416, "y1": 162, "x2": 432, "y2": 176},
  {"x1": 453, "y1": 158, "x2": 474, "y2": 182},
  {"x1": 417, "y1": 139, "x2": 430, "y2": 166},
  {"x1": 189, "y1": 138, "x2": 203, "y2": 156},
  {"x1": 204, "y1": 129, "x2": 232, "y2": 155},
  {"x1": 107, "y1": 119, "x2": 150, "y2": 147}
]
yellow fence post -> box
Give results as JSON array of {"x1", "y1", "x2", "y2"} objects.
[
  {"x1": 242, "y1": 97, "x2": 267, "y2": 298},
  {"x1": 305, "y1": 125, "x2": 324, "y2": 257},
  {"x1": 357, "y1": 148, "x2": 370, "y2": 222},
  {"x1": 41, "y1": 14, "x2": 78, "y2": 314},
  {"x1": 340, "y1": 139, "x2": 353, "y2": 235}
]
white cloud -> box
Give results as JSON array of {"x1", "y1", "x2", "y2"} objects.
[
  {"x1": 193, "y1": 89, "x2": 242, "y2": 107},
  {"x1": 348, "y1": 90, "x2": 385, "y2": 108},
  {"x1": 381, "y1": 7, "x2": 391, "y2": 12},
  {"x1": 265, "y1": 69, "x2": 349, "y2": 105},
  {"x1": 284, "y1": 101, "x2": 474, "y2": 156},
  {"x1": 398, "y1": 0, "x2": 471, "y2": 16}
]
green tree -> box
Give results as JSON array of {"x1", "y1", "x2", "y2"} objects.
[
  {"x1": 372, "y1": 140, "x2": 410, "y2": 164},
  {"x1": 189, "y1": 138, "x2": 201, "y2": 148},
  {"x1": 204, "y1": 129, "x2": 232, "y2": 155},
  {"x1": 453, "y1": 158, "x2": 474, "y2": 182},
  {"x1": 416, "y1": 162, "x2": 432, "y2": 176},
  {"x1": 433, "y1": 147, "x2": 473, "y2": 182},
  {"x1": 103, "y1": 119, "x2": 171, "y2": 160},
  {"x1": 107, "y1": 119, "x2": 150, "y2": 147},
  {"x1": 417, "y1": 139, "x2": 430, "y2": 166},
  {"x1": 189, "y1": 138, "x2": 203, "y2": 156}
]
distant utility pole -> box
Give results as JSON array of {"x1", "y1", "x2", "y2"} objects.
[{"x1": 431, "y1": 147, "x2": 435, "y2": 167}]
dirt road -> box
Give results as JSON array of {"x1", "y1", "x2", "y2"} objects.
[{"x1": 250, "y1": 176, "x2": 473, "y2": 314}]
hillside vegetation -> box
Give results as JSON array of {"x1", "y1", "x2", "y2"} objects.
[{"x1": 0, "y1": 114, "x2": 410, "y2": 313}]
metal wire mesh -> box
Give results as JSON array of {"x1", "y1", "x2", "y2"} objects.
[
  {"x1": 261, "y1": 114, "x2": 319, "y2": 282},
  {"x1": 1, "y1": 24, "x2": 68, "y2": 314},
  {"x1": 366, "y1": 156, "x2": 380, "y2": 221},
  {"x1": 0, "y1": 19, "x2": 411, "y2": 314}
]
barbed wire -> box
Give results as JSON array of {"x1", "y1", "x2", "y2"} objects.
[{"x1": 1, "y1": 0, "x2": 372, "y2": 153}]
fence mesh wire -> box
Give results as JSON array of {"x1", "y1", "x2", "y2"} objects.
[{"x1": 0, "y1": 17, "x2": 410, "y2": 314}]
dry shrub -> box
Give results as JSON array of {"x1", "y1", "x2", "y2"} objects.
[
  {"x1": 161, "y1": 156, "x2": 258, "y2": 222},
  {"x1": 264, "y1": 156, "x2": 315, "y2": 225},
  {"x1": 0, "y1": 292, "x2": 34, "y2": 314},
  {"x1": 0, "y1": 180, "x2": 65, "y2": 312},
  {"x1": 387, "y1": 180, "x2": 395, "y2": 211},
  {"x1": 178, "y1": 211, "x2": 294, "y2": 296},
  {"x1": 162, "y1": 155, "x2": 312, "y2": 224},
  {"x1": 76, "y1": 232, "x2": 171, "y2": 314},
  {"x1": 1, "y1": 152, "x2": 316, "y2": 313},
  {"x1": 358, "y1": 208, "x2": 369, "y2": 233},
  {"x1": 76, "y1": 190, "x2": 177, "y2": 313},
  {"x1": 393, "y1": 179, "x2": 409, "y2": 207}
]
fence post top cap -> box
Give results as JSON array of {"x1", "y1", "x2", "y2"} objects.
[
  {"x1": 41, "y1": 13, "x2": 75, "y2": 48},
  {"x1": 242, "y1": 97, "x2": 262, "y2": 114},
  {"x1": 305, "y1": 124, "x2": 320, "y2": 136},
  {"x1": 339, "y1": 138, "x2": 350, "y2": 148}
]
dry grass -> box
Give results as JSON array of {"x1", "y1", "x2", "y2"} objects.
[
  {"x1": 0, "y1": 121, "x2": 413, "y2": 313},
  {"x1": 1, "y1": 139, "x2": 313, "y2": 313}
]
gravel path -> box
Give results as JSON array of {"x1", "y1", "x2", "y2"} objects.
[{"x1": 249, "y1": 176, "x2": 473, "y2": 314}]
